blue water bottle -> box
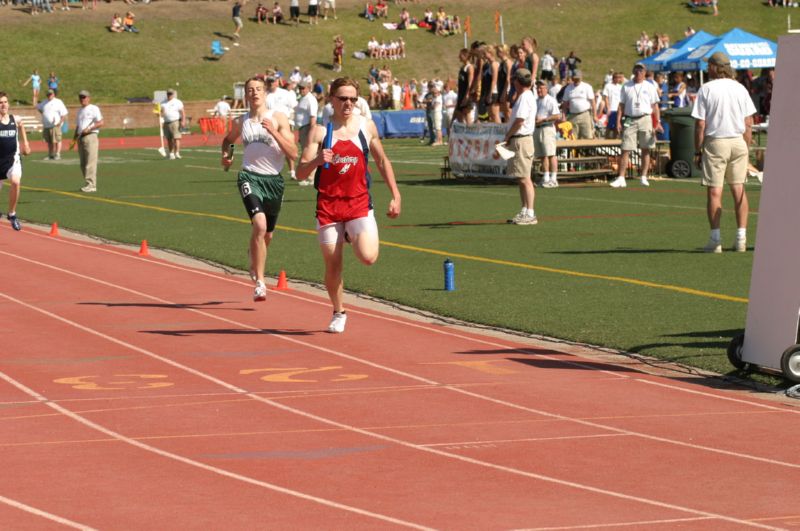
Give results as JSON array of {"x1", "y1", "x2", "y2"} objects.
[{"x1": 443, "y1": 258, "x2": 455, "y2": 291}]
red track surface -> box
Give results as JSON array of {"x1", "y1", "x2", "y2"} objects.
[{"x1": 1, "y1": 225, "x2": 799, "y2": 530}]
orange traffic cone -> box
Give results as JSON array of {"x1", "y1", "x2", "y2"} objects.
[
  {"x1": 49, "y1": 222, "x2": 59, "y2": 236},
  {"x1": 138, "y1": 240, "x2": 150, "y2": 257},
  {"x1": 274, "y1": 270, "x2": 289, "y2": 291}
]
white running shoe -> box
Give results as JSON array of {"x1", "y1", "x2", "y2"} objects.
[
  {"x1": 704, "y1": 238, "x2": 722, "y2": 254},
  {"x1": 168, "y1": 153, "x2": 176, "y2": 160},
  {"x1": 175, "y1": 152, "x2": 182, "y2": 159},
  {"x1": 513, "y1": 215, "x2": 538, "y2": 226},
  {"x1": 253, "y1": 280, "x2": 267, "y2": 302},
  {"x1": 542, "y1": 180, "x2": 555, "y2": 188},
  {"x1": 298, "y1": 178, "x2": 314, "y2": 187},
  {"x1": 507, "y1": 211, "x2": 526, "y2": 224},
  {"x1": 609, "y1": 176, "x2": 627, "y2": 188},
  {"x1": 328, "y1": 311, "x2": 347, "y2": 333},
  {"x1": 640, "y1": 176, "x2": 650, "y2": 187},
  {"x1": 734, "y1": 238, "x2": 747, "y2": 253}
]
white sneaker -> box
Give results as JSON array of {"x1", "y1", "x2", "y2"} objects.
[
  {"x1": 609, "y1": 176, "x2": 627, "y2": 188},
  {"x1": 734, "y1": 238, "x2": 747, "y2": 253},
  {"x1": 507, "y1": 211, "x2": 526, "y2": 224},
  {"x1": 551, "y1": 179, "x2": 559, "y2": 188},
  {"x1": 80, "y1": 185, "x2": 97, "y2": 193},
  {"x1": 640, "y1": 176, "x2": 650, "y2": 187},
  {"x1": 253, "y1": 280, "x2": 267, "y2": 302},
  {"x1": 174, "y1": 152, "x2": 182, "y2": 159},
  {"x1": 704, "y1": 238, "x2": 722, "y2": 254},
  {"x1": 328, "y1": 311, "x2": 347, "y2": 333},
  {"x1": 513, "y1": 214, "x2": 538, "y2": 226},
  {"x1": 298, "y1": 178, "x2": 313, "y2": 187},
  {"x1": 168, "y1": 153, "x2": 176, "y2": 160},
  {"x1": 542, "y1": 180, "x2": 555, "y2": 188}
]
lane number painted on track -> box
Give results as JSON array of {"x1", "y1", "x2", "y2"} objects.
[
  {"x1": 53, "y1": 374, "x2": 174, "y2": 391},
  {"x1": 240, "y1": 366, "x2": 368, "y2": 383}
]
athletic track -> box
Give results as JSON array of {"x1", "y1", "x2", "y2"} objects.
[{"x1": 1, "y1": 194, "x2": 800, "y2": 529}]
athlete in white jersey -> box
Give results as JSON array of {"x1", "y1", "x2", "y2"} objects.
[{"x1": 222, "y1": 77, "x2": 297, "y2": 302}]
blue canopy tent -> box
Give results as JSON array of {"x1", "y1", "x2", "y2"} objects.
[
  {"x1": 639, "y1": 30, "x2": 716, "y2": 73},
  {"x1": 665, "y1": 27, "x2": 777, "y2": 73}
]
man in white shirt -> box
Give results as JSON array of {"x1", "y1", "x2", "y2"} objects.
[
  {"x1": 161, "y1": 88, "x2": 186, "y2": 159},
  {"x1": 601, "y1": 71, "x2": 623, "y2": 139},
  {"x1": 443, "y1": 86, "x2": 458, "y2": 136},
  {"x1": 289, "y1": 67, "x2": 302, "y2": 85},
  {"x1": 73, "y1": 90, "x2": 104, "y2": 193},
  {"x1": 534, "y1": 80, "x2": 562, "y2": 188},
  {"x1": 692, "y1": 51, "x2": 757, "y2": 253},
  {"x1": 265, "y1": 71, "x2": 298, "y2": 177},
  {"x1": 294, "y1": 80, "x2": 319, "y2": 186},
  {"x1": 37, "y1": 89, "x2": 68, "y2": 160},
  {"x1": 213, "y1": 95, "x2": 231, "y2": 119},
  {"x1": 503, "y1": 68, "x2": 538, "y2": 226},
  {"x1": 540, "y1": 50, "x2": 556, "y2": 82},
  {"x1": 610, "y1": 63, "x2": 662, "y2": 188},
  {"x1": 561, "y1": 70, "x2": 595, "y2": 139}
]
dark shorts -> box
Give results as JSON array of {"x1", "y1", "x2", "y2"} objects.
[
  {"x1": 237, "y1": 169, "x2": 284, "y2": 231},
  {"x1": 290, "y1": 5, "x2": 300, "y2": 17},
  {"x1": 541, "y1": 70, "x2": 554, "y2": 81},
  {"x1": 308, "y1": 4, "x2": 318, "y2": 16}
]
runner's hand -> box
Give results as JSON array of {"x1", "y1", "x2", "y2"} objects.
[
  {"x1": 319, "y1": 148, "x2": 333, "y2": 166},
  {"x1": 387, "y1": 197, "x2": 401, "y2": 218}
]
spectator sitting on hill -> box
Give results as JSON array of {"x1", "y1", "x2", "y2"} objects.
[
  {"x1": 451, "y1": 15, "x2": 461, "y2": 34},
  {"x1": 109, "y1": 13, "x2": 124, "y2": 32},
  {"x1": 255, "y1": 2, "x2": 268, "y2": 23},
  {"x1": 368, "y1": 37, "x2": 379, "y2": 58},
  {"x1": 363, "y1": 2, "x2": 376, "y2": 21},
  {"x1": 375, "y1": 0, "x2": 388, "y2": 18},
  {"x1": 124, "y1": 11, "x2": 139, "y2": 33},
  {"x1": 434, "y1": 6, "x2": 447, "y2": 34},
  {"x1": 397, "y1": 7, "x2": 410, "y2": 29},
  {"x1": 270, "y1": 2, "x2": 283, "y2": 23},
  {"x1": 636, "y1": 31, "x2": 653, "y2": 57}
]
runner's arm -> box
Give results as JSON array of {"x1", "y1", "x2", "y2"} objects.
[
  {"x1": 295, "y1": 124, "x2": 327, "y2": 181},
  {"x1": 221, "y1": 117, "x2": 241, "y2": 169},
  {"x1": 263, "y1": 111, "x2": 298, "y2": 162},
  {"x1": 16, "y1": 116, "x2": 31, "y2": 156},
  {"x1": 366, "y1": 120, "x2": 401, "y2": 218}
]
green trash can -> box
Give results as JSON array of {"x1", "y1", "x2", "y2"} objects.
[{"x1": 664, "y1": 106, "x2": 700, "y2": 178}]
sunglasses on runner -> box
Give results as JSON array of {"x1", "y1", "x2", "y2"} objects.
[{"x1": 335, "y1": 96, "x2": 359, "y2": 103}]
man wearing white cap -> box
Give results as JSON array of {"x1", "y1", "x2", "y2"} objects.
[
  {"x1": 692, "y1": 51, "x2": 756, "y2": 253},
  {"x1": 37, "y1": 88, "x2": 68, "y2": 160},
  {"x1": 610, "y1": 63, "x2": 662, "y2": 188}
]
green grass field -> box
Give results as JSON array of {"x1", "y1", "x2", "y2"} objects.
[
  {"x1": 8, "y1": 139, "x2": 775, "y2": 383},
  {"x1": 0, "y1": 0, "x2": 789, "y2": 104}
]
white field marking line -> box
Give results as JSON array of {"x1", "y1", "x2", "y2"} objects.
[
  {"x1": 424, "y1": 433, "x2": 628, "y2": 447},
  {"x1": 185, "y1": 164, "x2": 222, "y2": 171},
  {"x1": 0, "y1": 294, "x2": 784, "y2": 530},
  {"x1": 0, "y1": 366, "x2": 432, "y2": 530},
  {"x1": 0, "y1": 280, "x2": 793, "y2": 529},
  {"x1": 637, "y1": 379, "x2": 800, "y2": 410},
  {"x1": 518, "y1": 515, "x2": 718, "y2": 530},
  {"x1": 0, "y1": 494, "x2": 97, "y2": 530}
]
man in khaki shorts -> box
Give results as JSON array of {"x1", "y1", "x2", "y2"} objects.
[
  {"x1": 502, "y1": 68, "x2": 537, "y2": 226},
  {"x1": 561, "y1": 69, "x2": 595, "y2": 140},
  {"x1": 692, "y1": 51, "x2": 756, "y2": 253},
  {"x1": 533, "y1": 80, "x2": 562, "y2": 188},
  {"x1": 610, "y1": 63, "x2": 662, "y2": 188},
  {"x1": 161, "y1": 88, "x2": 186, "y2": 160}
]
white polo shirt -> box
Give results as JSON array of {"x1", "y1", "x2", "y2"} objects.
[
  {"x1": 691, "y1": 78, "x2": 757, "y2": 138},
  {"x1": 509, "y1": 88, "x2": 536, "y2": 136},
  {"x1": 602, "y1": 83, "x2": 622, "y2": 114},
  {"x1": 619, "y1": 80, "x2": 659, "y2": 117},
  {"x1": 294, "y1": 91, "x2": 318, "y2": 128},
  {"x1": 76, "y1": 104, "x2": 103, "y2": 135},
  {"x1": 38, "y1": 97, "x2": 68, "y2": 129},
  {"x1": 161, "y1": 97, "x2": 184, "y2": 123},
  {"x1": 563, "y1": 81, "x2": 594, "y2": 114},
  {"x1": 535, "y1": 94, "x2": 560, "y2": 123}
]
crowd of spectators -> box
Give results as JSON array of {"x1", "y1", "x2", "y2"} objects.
[
  {"x1": 366, "y1": 37, "x2": 405, "y2": 60},
  {"x1": 636, "y1": 31, "x2": 671, "y2": 58},
  {"x1": 3, "y1": 0, "x2": 148, "y2": 14},
  {"x1": 363, "y1": 2, "x2": 460, "y2": 35}
]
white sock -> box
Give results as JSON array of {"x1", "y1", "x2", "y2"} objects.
[
  {"x1": 8, "y1": 211, "x2": 15, "y2": 217},
  {"x1": 543, "y1": 172, "x2": 551, "y2": 182},
  {"x1": 551, "y1": 172, "x2": 557, "y2": 180},
  {"x1": 737, "y1": 228, "x2": 746, "y2": 240},
  {"x1": 710, "y1": 229, "x2": 721, "y2": 242},
  {"x1": 526, "y1": 208, "x2": 535, "y2": 217}
]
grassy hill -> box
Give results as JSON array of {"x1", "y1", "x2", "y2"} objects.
[{"x1": 0, "y1": 0, "x2": 789, "y2": 104}]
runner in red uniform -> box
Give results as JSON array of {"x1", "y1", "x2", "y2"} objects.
[{"x1": 297, "y1": 78, "x2": 401, "y2": 333}]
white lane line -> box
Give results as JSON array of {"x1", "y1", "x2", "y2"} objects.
[
  {"x1": 423, "y1": 433, "x2": 628, "y2": 448},
  {"x1": 0, "y1": 494, "x2": 97, "y2": 530},
  {"x1": 0, "y1": 362, "x2": 432, "y2": 530},
  {"x1": 18, "y1": 231, "x2": 797, "y2": 417},
  {"x1": 517, "y1": 515, "x2": 717, "y2": 530},
  {"x1": 0, "y1": 289, "x2": 787, "y2": 528}
]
